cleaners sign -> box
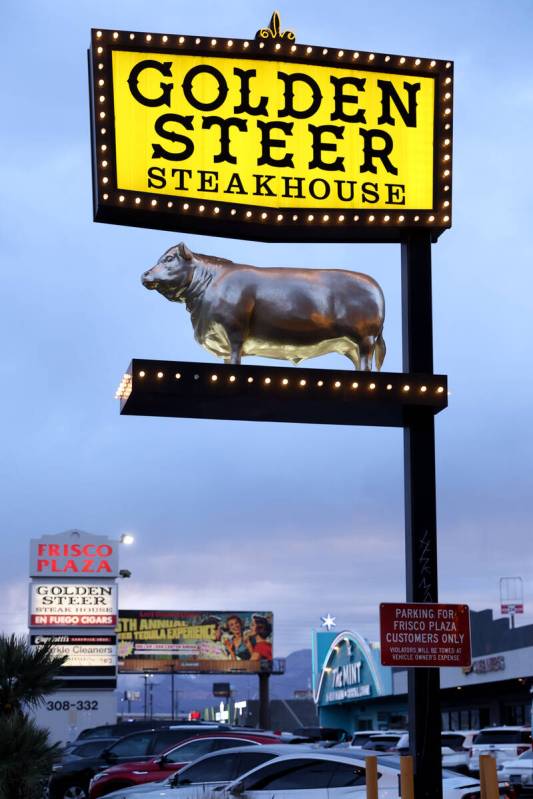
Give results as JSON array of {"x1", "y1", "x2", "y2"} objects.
[
  {"x1": 89, "y1": 21, "x2": 453, "y2": 243},
  {"x1": 31, "y1": 635, "x2": 117, "y2": 672},
  {"x1": 380, "y1": 603, "x2": 471, "y2": 668}
]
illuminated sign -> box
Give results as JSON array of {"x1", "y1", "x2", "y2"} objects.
[
  {"x1": 118, "y1": 610, "x2": 273, "y2": 673},
  {"x1": 314, "y1": 630, "x2": 389, "y2": 706},
  {"x1": 29, "y1": 530, "x2": 118, "y2": 577},
  {"x1": 31, "y1": 635, "x2": 117, "y2": 671},
  {"x1": 89, "y1": 24, "x2": 453, "y2": 243},
  {"x1": 30, "y1": 582, "x2": 117, "y2": 626}
]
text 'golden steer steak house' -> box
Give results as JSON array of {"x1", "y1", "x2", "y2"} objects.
[{"x1": 89, "y1": 22, "x2": 452, "y2": 242}]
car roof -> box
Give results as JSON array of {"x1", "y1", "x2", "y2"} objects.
[
  {"x1": 477, "y1": 726, "x2": 531, "y2": 732},
  {"x1": 70, "y1": 737, "x2": 119, "y2": 745},
  {"x1": 181, "y1": 743, "x2": 319, "y2": 763}
]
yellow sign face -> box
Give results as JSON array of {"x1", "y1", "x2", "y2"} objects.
[
  {"x1": 90, "y1": 29, "x2": 453, "y2": 242},
  {"x1": 112, "y1": 52, "x2": 435, "y2": 210}
]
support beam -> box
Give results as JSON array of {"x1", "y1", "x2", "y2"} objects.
[
  {"x1": 258, "y1": 673, "x2": 270, "y2": 729},
  {"x1": 402, "y1": 231, "x2": 442, "y2": 799}
]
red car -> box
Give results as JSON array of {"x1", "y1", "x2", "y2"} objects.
[{"x1": 88, "y1": 731, "x2": 280, "y2": 798}]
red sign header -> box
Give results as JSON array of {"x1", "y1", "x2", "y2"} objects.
[
  {"x1": 29, "y1": 530, "x2": 118, "y2": 577},
  {"x1": 380, "y1": 603, "x2": 471, "y2": 668}
]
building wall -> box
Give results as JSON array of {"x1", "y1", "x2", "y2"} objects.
[{"x1": 314, "y1": 611, "x2": 533, "y2": 732}]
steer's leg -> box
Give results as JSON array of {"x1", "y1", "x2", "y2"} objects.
[
  {"x1": 344, "y1": 342, "x2": 361, "y2": 370},
  {"x1": 345, "y1": 350, "x2": 361, "y2": 370},
  {"x1": 359, "y1": 336, "x2": 376, "y2": 371},
  {"x1": 228, "y1": 338, "x2": 243, "y2": 365}
]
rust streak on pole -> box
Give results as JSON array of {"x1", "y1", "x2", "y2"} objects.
[
  {"x1": 365, "y1": 755, "x2": 378, "y2": 799},
  {"x1": 400, "y1": 755, "x2": 415, "y2": 799}
]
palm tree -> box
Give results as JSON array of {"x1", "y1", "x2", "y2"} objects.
[
  {"x1": 0, "y1": 713, "x2": 61, "y2": 799},
  {"x1": 0, "y1": 634, "x2": 67, "y2": 798},
  {"x1": 0, "y1": 633, "x2": 67, "y2": 716}
]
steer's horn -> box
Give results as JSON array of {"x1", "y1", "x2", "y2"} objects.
[{"x1": 178, "y1": 242, "x2": 193, "y2": 261}]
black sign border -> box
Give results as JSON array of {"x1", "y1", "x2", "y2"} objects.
[{"x1": 89, "y1": 28, "x2": 453, "y2": 243}]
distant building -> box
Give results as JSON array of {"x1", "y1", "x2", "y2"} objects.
[
  {"x1": 202, "y1": 698, "x2": 318, "y2": 731},
  {"x1": 313, "y1": 610, "x2": 533, "y2": 731}
]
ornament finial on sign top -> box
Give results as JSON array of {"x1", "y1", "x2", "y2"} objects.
[{"x1": 256, "y1": 11, "x2": 295, "y2": 41}]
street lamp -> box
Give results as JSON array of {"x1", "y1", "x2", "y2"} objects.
[
  {"x1": 143, "y1": 673, "x2": 153, "y2": 720},
  {"x1": 120, "y1": 533, "x2": 135, "y2": 545}
]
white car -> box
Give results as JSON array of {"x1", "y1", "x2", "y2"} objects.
[
  {"x1": 498, "y1": 748, "x2": 533, "y2": 791},
  {"x1": 216, "y1": 750, "x2": 507, "y2": 799},
  {"x1": 102, "y1": 744, "x2": 312, "y2": 799},
  {"x1": 469, "y1": 726, "x2": 532, "y2": 774},
  {"x1": 353, "y1": 732, "x2": 406, "y2": 752},
  {"x1": 395, "y1": 730, "x2": 478, "y2": 773}
]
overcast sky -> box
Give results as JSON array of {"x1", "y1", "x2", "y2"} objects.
[{"x1": 1, "y1": 0, "x2": 532, "y2": 656}]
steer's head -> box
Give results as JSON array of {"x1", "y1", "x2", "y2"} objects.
[{"x1": 141, "y1": 242, "x2": 195, "y2": 301}]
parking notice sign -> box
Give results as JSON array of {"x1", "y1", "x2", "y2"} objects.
[{"x1": 380, "y1": 603, "x2": 471, "y2": 667}]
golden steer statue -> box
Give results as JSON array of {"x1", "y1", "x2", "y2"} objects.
[{"x1": 142, "y1": 242, "x2": 386, "y2": 371}]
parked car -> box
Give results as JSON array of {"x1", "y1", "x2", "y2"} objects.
[
  {"x1": 469, "y1": 727, "x2": 532, "y2": 774},
  {"x1": 350, "y1": 730, "x2": 384, "y2": 748},
  {"x1": 218, "y1": 750, "x2": 513, "y2": 799},
  {"x1": 351, "y1": 730, "x2": 407, "y2": 749},
  {"x1": 76, "y1": 720, "x2": 181, "y2": 741},
  {"x1": 88, "y1": 731, "x2": 281, "y2": 798},
  {"x1": 99, "y1": 744, "x2": 308, "y2": 799},
  {"x1": 498, "y1": 749, "x2": 533, "y2": 793},
  {"x1": 360, "y1": 732, "x2": 405, "y2": 752},
  {"x1": 290, "y1": 727, "x2": 349, "y2": 743},
  {"x1": 61, "y1": 740, "x2": 121, "y2": 760},
  {"x1": 395, "y1": 730, "x2": 478, "y2": 773},
  {"x1": 48, "y1": 724, "x2": 230, "y2": 799}
]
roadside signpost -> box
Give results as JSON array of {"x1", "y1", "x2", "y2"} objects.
[
  {"x1": 29, "y1": 530, "x2": 120, "y2": 743},
  {"x1": 89, "y1": 13, "x2": 454, "y2": 796}
]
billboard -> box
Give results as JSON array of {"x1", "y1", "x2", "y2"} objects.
[
  {"x1": 30, "y1": 582, "x2": 117, "y2": 626},
  {"x1": 89, "y1": 26, "x2": 452, "y2": 243},
  {"x1": 30, "y1": 530, "x2": 119, "y2": 577},
  {"x1": 31, "y1": 635, "x2": 116, "y2": 675},
  {"x1": 118, "y1": 610, "x2": 273, "y2": 673}
]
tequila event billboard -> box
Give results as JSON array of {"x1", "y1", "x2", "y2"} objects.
[
  {"x1": 30, "y1": 582, "x2": 117, "y2": 626},
  {"x1": 89, "y1": 24, "x2": 453, "y2": 243},
  {"x1": 118, "y1": 610, "x2": 273, "y2": 673},
  {"x1": 31, "y1": 635, "x2": 117, "y2": 676}
]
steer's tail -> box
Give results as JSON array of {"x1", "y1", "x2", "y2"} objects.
[{"x1": 374, "y1": 331, "x2": 386, "y2": 371}]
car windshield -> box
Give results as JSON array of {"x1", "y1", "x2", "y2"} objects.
[
  {"x1": 441, "y1": 734, "x2": 467, "y2": 751},
  {"x1": 352, "y1": 733, "x2": 377, "y2": 746},
  {"x1": 474, "y1": 731, "x2": 530, "y2": 744}
]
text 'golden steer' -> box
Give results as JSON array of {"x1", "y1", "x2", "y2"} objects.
[{"x1": 142, "y1": 243, "x2": 386, "y2": 370}]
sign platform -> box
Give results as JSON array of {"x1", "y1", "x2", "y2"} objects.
[{"x1": 117, "y1": 359, "x2": 448, "y2": 427}]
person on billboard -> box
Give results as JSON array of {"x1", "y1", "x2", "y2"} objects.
[
  {"x1": 247, "y1": 615, "x2": 273, "y2": 661},
  {"x1": 224, "y1": 615, "x2": 251, "y2": 660},
  {"x1": 198, "y1": 615, "x2": 229, "y2": 659}
]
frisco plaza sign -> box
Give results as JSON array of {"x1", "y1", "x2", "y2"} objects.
[
  {"x1": 30, "y1": 530, "x2": 118, "y2": 576},
  {"x1": 89, "y1": 22, "x2": 453, "y2": 242}
]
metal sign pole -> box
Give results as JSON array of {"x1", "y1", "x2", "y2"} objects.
[
  {"x1": 401, "y1": 231, "x2": 442, "y2": 799},
  {"x1": 258, "y1": 673, "x2": 270, "y2": 730}
]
